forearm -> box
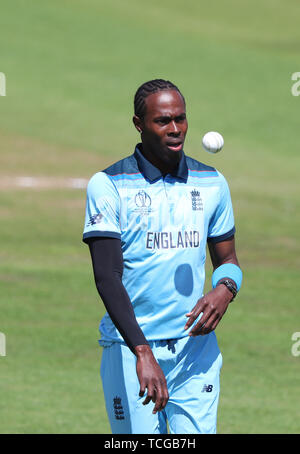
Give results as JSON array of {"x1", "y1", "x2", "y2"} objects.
[
  {"x1": 95, "y1": 274, "x2": 149, "y2": 353},
  {"x1": 208, "y1": 237, "x2": 242, "y2": 293},
  {"x1": 88, "y1": 238, "x2": 149, "y2": 354}
]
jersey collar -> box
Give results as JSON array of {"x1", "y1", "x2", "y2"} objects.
[{"x1": 134, "y1": 143, "x2": 188, "y2": 183}]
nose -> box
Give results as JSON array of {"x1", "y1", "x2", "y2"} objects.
[{"x1": 168, "y1": 120, "x2": 180, "y2": 136}]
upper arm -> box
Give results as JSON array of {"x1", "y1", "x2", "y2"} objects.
[
  {"x1": 82, "y1": 172, "x2": 121, "y2": 243},
  {"x1": 88, "y1": 237, "x2": 123, "y2": 283},
  {"x1": 207, "y1": 172, "x2": 238, "y2": 269},
  {"x1": 208, "y1": 236, "x2": 239, "y2": 270},
  {"x1": 207, "y1": 172, "x2": 235, "y2": 244}
]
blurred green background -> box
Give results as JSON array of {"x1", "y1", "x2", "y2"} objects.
[{"x1": 0, "y1": 0, "x2": 299, "y2": 433}]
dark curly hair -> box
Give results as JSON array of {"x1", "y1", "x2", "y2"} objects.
[{"x1": 134, "y1": 79, "x2": 185, "y2": 119}]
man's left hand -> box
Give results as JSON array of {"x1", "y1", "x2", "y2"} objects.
[{"x1": 184, "y1": 284, "x2": 233, "y2": 336}]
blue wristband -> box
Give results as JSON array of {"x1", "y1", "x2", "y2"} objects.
[{"x1": 212, "y1": 263, "x2": 243, "y2": 291}]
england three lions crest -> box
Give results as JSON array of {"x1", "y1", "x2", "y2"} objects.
[{"x1": 191, "y1": 189, "x2": 203, "y2": 211}]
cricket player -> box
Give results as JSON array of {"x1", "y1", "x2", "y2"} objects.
[{"x1": 82, "y1": 79, "x2": 242, "y2": 434}]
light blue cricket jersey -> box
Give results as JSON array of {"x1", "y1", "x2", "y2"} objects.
[{"x1": 83, "y1": 144, "x2": 235, "y2": 343}]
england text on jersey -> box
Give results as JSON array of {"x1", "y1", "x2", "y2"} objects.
[{"x1": 146, "y1": 231, "x2": 200, "y2": 249}]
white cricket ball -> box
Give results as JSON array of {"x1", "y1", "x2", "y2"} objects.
[{"x1": 202, "y1": 131, "x2": 224, "y2": 154}]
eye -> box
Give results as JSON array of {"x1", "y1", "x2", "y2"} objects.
[{"x1": 156, "y1": 118, "x2": 170, "y2": 125}]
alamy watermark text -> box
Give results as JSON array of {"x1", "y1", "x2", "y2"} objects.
[
  {"x1": 291, "y1": 72, "x2": 300, "y2": 96},
  {"x1": 0, "y1": 332, "x2": 6, "y2": 356},
  {"x1": 291, "y1": 332, "x2": 300, "y2": 357},
  {"x1": 0, "y1": 72, "x2": 6, "y2": 96}
]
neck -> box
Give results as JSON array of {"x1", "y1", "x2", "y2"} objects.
[{"x1": 140, "y1": 143, "x2": 181, "y2": 176}]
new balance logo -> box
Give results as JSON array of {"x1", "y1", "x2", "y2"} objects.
[
  {"x1": 113, "y1": 396, "x2": 125, "y2": 420},
  {"x1": 87, "y1": 213, "x2": 103, "y2": 226},
  {"x1": 201, "y1": 384, "x2": 213, "y2": 392}
]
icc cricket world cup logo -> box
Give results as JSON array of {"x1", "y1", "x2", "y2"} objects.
[
  {"x1": 134, "y1": 190, "x2": 152, "y2": 217},
  {"x1": 135, "y1": 190, "x2": 151, "y2": 208}
]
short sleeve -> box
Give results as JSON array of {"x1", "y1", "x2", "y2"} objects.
[
  {"x1": 207, "y1": 172, "x2": 235, "y2": 243},
  {"x1": 82, "y1": 172, "x2": 121, "y2": 243}
]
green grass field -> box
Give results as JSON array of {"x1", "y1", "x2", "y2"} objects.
[{"x1": 1, "y1": 0, "x2": 300, "y2": 433}]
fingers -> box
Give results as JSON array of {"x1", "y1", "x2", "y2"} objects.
[
  {"x1": 139, "y1": 384, "x2": 146, "y2": 398},
  {"x1": 190, "y1": 300, "x2": 226, "y2": 336},
  {"x1": 136, "y1": 352, "x2": 169, "y2": 414},
  {"x1": 185, "y1": 292, "x2": 228, "y2": 336},
  {"x1": 189, "y1": 311, "x2": 220, "y2": 336},
  {"x1": 152, "y1": 382, "x2": 169, "y2": 414},
  {"x1": 141, "y1": 381, "x2": 169, "y2": 414},
  {"x1": 184, "y1": 301, "x2": 204, "y2": 331}
]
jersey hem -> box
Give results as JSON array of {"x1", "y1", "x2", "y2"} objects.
[{"x1": 98, "y1": 332, "x2": 190, "y2": 348}]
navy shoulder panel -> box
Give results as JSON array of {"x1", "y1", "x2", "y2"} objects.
[
  {"x1": 185, "y1": 155, "x2": 216, "y2": 172},
  {"x1": 103, "y1": 154, "x2": 139, "y2": 176}
]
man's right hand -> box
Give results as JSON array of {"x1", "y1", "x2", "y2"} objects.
[{"x1": 134, "y1": 344, "x2": 169, "y2": 414}]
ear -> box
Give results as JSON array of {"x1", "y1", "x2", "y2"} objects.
[{"x1": 132, "y1": 115, "x2": 143, "y2": 134}]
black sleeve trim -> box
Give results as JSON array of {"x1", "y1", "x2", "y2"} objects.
[
  {"x1": 207, "y1": 226, "x2": 236, "y2": 244},
  {"x1": 82, "y1": 230, "x2": 121, "y2": 244}
]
